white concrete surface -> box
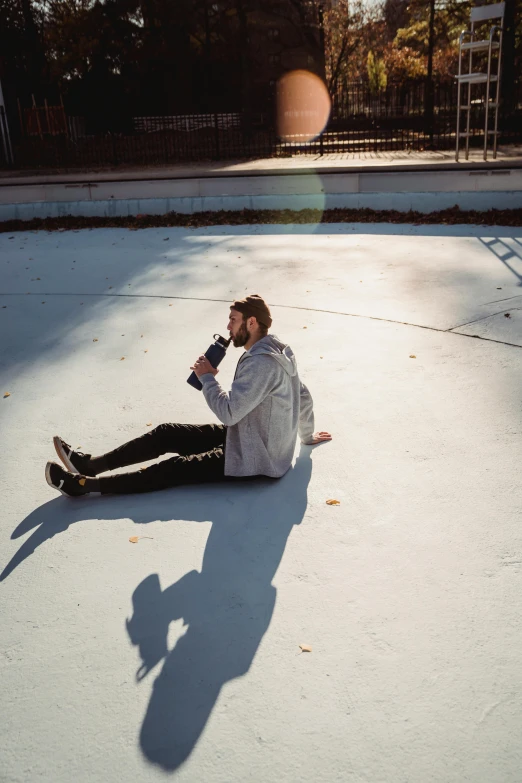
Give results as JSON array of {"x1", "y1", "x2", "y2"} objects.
[
  {"x1": 2, "y1": 170, "x2": 520, "y2": 204},
  {"x1": 1, "y1": 168, "x2": 522, "y2": 220},
  {"x1": 1, "y1": 224, "x2": 522, "y2": 782}
]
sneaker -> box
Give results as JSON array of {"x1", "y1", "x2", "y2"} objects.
[
  {"x1": 53, "y1": 436, "x2": 96, "y2": 476},
  {"x1": 45, "y1": 461, "x2": 90, "y2": 497}
]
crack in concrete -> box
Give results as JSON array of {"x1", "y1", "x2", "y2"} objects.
[
  {"x1": 1, "y1": 291, "x2": 522, "y2": 349},
  {"x1": 448, "y1": 331, "x2": 522, "y2": 348},
  {"x1": 447, "y1": 307, "x2": 521, "y2": 331},
  {"x1": 480, "y1": 294, "x2": 522, "y2": 306}
]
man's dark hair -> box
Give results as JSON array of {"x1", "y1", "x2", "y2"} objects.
[
  {"x1": 242, "y1": 312, "x2": 268, "y2": 338},
  {"x1": 233, "y1": 294, "x2": 272, "y2": 333}
]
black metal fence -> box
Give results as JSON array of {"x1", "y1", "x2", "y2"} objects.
[
  {"x1": 332, "y1": 80, "x2": 457, "y2": 119},
  {"x1": 2, "y1": 80, "x2": 521, "y2": 171}
]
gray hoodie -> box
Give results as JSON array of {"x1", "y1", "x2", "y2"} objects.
[{"x1": 200, "y1": 334, "x2": 315, "y2": 478}]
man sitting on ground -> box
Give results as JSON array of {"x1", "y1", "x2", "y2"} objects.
[{"x1": 45, "y1": 294, "x2": 332, "y2": 497}]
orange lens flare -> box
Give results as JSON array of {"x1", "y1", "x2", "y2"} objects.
[{"x1": 276, "y1": 70, "x2": 331, "y2": 143}]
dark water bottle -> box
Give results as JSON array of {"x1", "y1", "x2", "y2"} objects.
[{"x1": 187, "y1": 333, "x2": 232, "y2": 391}]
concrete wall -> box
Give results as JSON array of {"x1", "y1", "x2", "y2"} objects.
[{"x1": 1, "y1": 169, "x2": 521, "y2": 220}]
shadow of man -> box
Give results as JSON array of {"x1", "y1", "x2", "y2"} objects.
[{"x1": 126, "y1": 447, "x2": 312, "y2": 771}]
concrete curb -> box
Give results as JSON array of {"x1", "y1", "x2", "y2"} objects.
[{"x1": 1, "y1": 190, "x2": 522, "y2": 221}]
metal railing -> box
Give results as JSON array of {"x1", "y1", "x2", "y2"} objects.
[{"x1": 2, "y1": 80, "x2": 520, "y2": 170}]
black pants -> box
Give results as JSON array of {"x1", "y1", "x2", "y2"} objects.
[{"x1": 97, "y1": 423, "x2": 229, "y2": 495}]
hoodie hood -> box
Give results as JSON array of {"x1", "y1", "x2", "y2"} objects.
[{"x1": 246, "y1": 334, "x2": 297, "y2": 377}]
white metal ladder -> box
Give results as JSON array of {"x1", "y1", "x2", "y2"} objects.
[{"x1": 455, "y1": 2, "x2": 505, "y2": 161}]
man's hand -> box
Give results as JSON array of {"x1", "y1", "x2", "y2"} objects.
[
  {"x1": 191, "y1": 355, "x2": 219, "y2": 378},
  {"x1": 310, "y1": 431, "x2": 332, "y2": 445}
]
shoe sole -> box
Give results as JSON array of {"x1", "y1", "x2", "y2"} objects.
[
  {"x1": 45, "y1": 461, "x2": 74, "y2": 497},
  {"x1": 53, "y1": 435, "x2": 78, "y2": 474}
]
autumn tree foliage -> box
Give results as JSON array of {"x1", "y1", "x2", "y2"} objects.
[
  {"x1": 0, "y1": 0, "x2": 519, "y2": 123},
  {"x1": 321, "y1": 0, "x2": 474, "y2": 88}
]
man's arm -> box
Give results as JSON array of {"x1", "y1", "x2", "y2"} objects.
[
  {"x1": 199, "y1": 355, "x2": 279, "y2": 426},
  {"x1": 299, "y1": 381, "x2": 316, "y2": 444},
  {"x1": 299, "y1": 383, "x2": 332, "y2": 445}
]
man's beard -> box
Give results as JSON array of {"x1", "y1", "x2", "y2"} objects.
[{"x1": 232, "y1": 321, "x2": 249, "y2": 347}]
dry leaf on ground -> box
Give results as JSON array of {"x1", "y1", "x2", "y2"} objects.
[
  {"x1": 5, "y1": 206, "x2": 522, "y2": 237},
  {"x1": 3, "y1": 392, "x2": 11, "y2": 398},
  {"x1": 129, "y1": 536, "x2": 154, "y2": 543},
  {"x1": 326, "y1": 499, "x2": 340, "y2": 505},
  {"x1": 409, "y1": 354, "x2": 416, "y2": 358},
  {"x1": 299, "y1": 644, "x2": 312, "y2": 653},
  {"x1": 120, "y1": 357, "x2": 125, "y2": 361},
  {"x1": 93, "y1": 338, "x2": 98, "y2": 342}
]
